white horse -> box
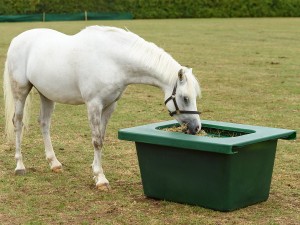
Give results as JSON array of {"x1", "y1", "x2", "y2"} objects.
[{"x1": 3, "y1": 26, "x2": 201, "y2": 190}]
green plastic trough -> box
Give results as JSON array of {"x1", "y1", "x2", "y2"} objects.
[{"x1": 118, "y1": 120, "x2": 296, "y2": 211}]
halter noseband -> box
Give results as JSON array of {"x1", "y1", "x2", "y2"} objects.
[{"x1": 164, "y1": 81, "x2": 201, "y2": 117}]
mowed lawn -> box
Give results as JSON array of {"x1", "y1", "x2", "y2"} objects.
[{"x1": 0, "y1": 18, "x2": 299, "y2": 224}]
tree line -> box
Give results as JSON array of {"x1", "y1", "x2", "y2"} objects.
[{"x1": 1, "y1": 0, "x2": 300, "y2": 18}]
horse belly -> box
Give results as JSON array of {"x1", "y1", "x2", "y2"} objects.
[
  {"x1": 35, "y1": 82, "x2": 84, "y2": 105},
  {"x1": 29, "y1": 69, "x2": 84, "y2": 105}
]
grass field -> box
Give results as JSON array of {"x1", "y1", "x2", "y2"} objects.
[{"x1": 0, "y1": 18, "x2": 299, "y2": 224}]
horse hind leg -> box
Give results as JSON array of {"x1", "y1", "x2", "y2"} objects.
[
  {"x1": 14, "y1": 98, "x2": 27, "y2": 175},
  {"x1": 13, "y1": 84, "x2": 32, "y2": 175},
  {"x1": 39, "y1": 94, "x2": 62, "y2": 172}
]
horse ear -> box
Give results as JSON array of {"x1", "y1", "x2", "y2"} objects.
[{"x1": 178, "y1": 69, "x2": 185, "y2": 82}]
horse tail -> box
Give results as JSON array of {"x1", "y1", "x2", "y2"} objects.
[
  {"x1": 3, "y1": 60, "x2": 15, "y2": 144},
  {"x1": 3, "y1": 60, "x2": 32, "y2": 144}
]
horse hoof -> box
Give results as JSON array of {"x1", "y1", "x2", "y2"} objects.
[
  {"x1": 15, "y1": 169, "x2": 26, "y2": 175},
  {"x1": 52, "y1": 166, "x2": 63, "y2": 173},
  {"x1": 96, "y1": 183, "x2": 111, "y2": 192}
]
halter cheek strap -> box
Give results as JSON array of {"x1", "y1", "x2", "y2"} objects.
[{"x1": 164, "y1": 82, "x2": 201, "y2": 117}]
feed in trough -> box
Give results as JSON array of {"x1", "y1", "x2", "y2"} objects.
[{"x1": 163, "y1": 124, "x2": 243, "y2": 138}]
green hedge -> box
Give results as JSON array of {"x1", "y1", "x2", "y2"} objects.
[{"x1": 1, "y1": 0, "x2": 300, "y2": 18}]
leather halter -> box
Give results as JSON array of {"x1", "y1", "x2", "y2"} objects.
[{"x1": 164, "y1": 81, "x2": 201, "y2": 117}]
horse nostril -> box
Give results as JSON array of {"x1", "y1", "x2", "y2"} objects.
[
  {"x1": 189, "y1": 125, "x2": 199, "y2": 135},
  {"x1": 195, "y1": 126, "x2": 200, "y2": 134}
]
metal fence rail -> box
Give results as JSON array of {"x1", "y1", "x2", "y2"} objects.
[{"x1": 0, "y1": 12, "x2": 133, "y2": 22}]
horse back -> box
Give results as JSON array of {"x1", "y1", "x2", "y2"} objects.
[{"x1": 6, "y1": 28, "x2": 128, "y2": 105}]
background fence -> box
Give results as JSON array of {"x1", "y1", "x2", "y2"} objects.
[{"x1": 0, "y1": 12, "x2": 133, "y2": 22}]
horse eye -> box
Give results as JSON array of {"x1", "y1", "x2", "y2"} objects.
[{"x1": 183, "y1": 96, "x2": 189, "y2": 104}]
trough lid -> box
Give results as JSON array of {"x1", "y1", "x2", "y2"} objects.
[{"x1": 118, "y1": 120, "x2": 296, "y2": 154}]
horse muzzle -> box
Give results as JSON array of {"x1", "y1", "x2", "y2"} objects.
[{"x1": 184, "y1": 119, "x2": 201, "y2": 135}]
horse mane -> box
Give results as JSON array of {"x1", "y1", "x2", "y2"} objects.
[
  {"x1": 84, "y1": 26, "x2": 200, "y2": 96},
  {"x1": 129, "y1": 34, "x2": 181, "y2": 86},
  {"x1": 130, "y1": 36, "x2": 201, "y2": 97}
]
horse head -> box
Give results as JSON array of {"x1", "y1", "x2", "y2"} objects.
[{"x1": 165, "y1": 67, "x2": 201, "y2": 135}]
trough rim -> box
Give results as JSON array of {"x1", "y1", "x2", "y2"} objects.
[{"x1": 118, "y1": 120, "x2": 296, "y2": 154}]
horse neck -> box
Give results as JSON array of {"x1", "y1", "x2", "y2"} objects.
[{"x1": 123, "y1": 39, "x2": 181, "y2": 92}]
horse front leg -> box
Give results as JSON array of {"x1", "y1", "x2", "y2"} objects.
[{"x1": 87, "y1": 101, "x2": 114, "y2": 191}]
